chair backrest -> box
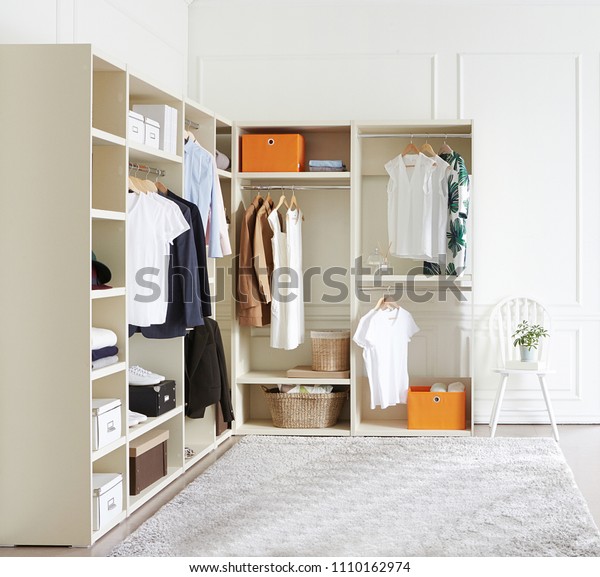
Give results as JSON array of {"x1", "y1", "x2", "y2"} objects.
[{"x1": 488, "y1": 296, "x2": 552, "y2": 367}]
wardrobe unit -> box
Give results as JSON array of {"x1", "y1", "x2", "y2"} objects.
[
  {"x1": 229, "y1": 121, "x2": 474, "y2": 437},
  {"x1": 231, "y1": 123, "x2": 354, "y2": 435},
  {"x1": 0, "y1": 44, "x2": 230, "y2": 547}
]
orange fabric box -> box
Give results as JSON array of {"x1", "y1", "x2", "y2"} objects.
[
  {"x1": 241, "y1": 133, "x2": 305, "y2": 172},
  {"x1": 407, "y1": 386, "x2": 466, "y2": 430}
]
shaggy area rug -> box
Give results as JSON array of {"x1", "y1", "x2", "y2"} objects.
[{"x1": 110, "y1": 436, "x2": 600, "y2": 557}]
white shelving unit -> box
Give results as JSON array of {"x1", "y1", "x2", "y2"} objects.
[
  {"x1": 229, "y1": 120, "x2": 474, "y2": 438},
  {"x1": 0, "y1": 44, "x2": 232, "y2": 547}
]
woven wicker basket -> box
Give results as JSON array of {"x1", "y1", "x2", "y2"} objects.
[
  {"x1": 262, "y1": 386, "x2": 348, "y2": 428},
  {"x1": 311, "y1": 329, "x2": 350, "y2": 372}
]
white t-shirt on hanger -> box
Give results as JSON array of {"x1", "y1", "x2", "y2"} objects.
[
  {"x1": 353, "y1": 307, "x2": 419, "y2": 409},
  {"x1": 385, "y1": 152, "x2": 436, "y2": 260},
  {"x1": 127, "y1": 193, "x2": 190, "y2": 327}
]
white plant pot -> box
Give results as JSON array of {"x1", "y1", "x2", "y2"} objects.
[{"x1": 519, "y1": 346, "x2": 537, "y2": 362}]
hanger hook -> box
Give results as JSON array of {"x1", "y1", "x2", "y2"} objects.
[{"x1": 410, "y1": 134, "x2": 413, "y2": 143}]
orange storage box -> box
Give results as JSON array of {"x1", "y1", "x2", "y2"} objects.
[
  {"x1": 241, "y1": 133, "x2": 305, "y2": 172},
  {"x1": 407, "y1": 386, "x2": 466, "y2": 430}
]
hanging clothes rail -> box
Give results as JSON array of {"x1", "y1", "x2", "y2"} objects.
[
  {"x1": 359, "y1": 133, "x2": 471, "y2": 139},
  {"x1": 240, "y1": 185, "x2": 350, "y2": 191},
  {"x1": 185, "y1": 118, "x2": 200, "y2": 130},
  {"x1": 128, "y1": 162, "x2": 165, "y2": 177}
]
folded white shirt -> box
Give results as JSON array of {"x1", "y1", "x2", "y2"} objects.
[
  {"x1": 430, "y1": 382, "x2": 448, "y2": 393},
  {"x1": 92, "y1": 327, "x2": 118, "y2": 350},
  {"x1": 92, "y1": 355, "x2": 119, "y2": 370}
]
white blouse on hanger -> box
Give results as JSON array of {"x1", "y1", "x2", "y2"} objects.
[
  {"x1": 429, "y1": 154, "x2": 451, "y2": 264},
  {"x1": 385, "y1": 152, "x2": 436, "y2": 260}
]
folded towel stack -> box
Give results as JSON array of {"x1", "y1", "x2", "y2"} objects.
[
  {"x1": 308, "y1": 159, "x2": 347, "y2": 172},
  {"x1": 91, "y1": 327, "x2": 119, "y2": 370}
]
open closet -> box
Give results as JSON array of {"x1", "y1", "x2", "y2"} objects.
[{"x1": 0, "y1": 43, "x2": 474, "y2": 547}]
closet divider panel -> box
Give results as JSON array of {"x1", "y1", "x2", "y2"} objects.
[{"x1": 0, "y1": 44, "x2": 94, "y2": 546}]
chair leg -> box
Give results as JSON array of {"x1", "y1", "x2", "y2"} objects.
[
  {"x1": 489, "y1": 374, "x2": 503, "y2": 427},
  {"x1": 490, "y1": 373, "x2": 508, "y2": 438},
  {"x1": 538, "y1": 374, "x2": 560, "y2": 442}
]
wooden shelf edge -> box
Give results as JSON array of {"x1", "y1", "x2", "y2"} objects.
[
  {"x1": 91, "y1": 510, "x2": 127, "y2": 543},
  {"x1": 237, "y1": 371, "x2": 351, "y2": 385},
  {"x1": 92, "y1": 436, "x2": 127, "y2": 462},
  {"x1": 91, "y1": 360, "x2": 127, "y2": 381},
  {"x1": 127, "y1": 467, "x2": 182, "y2": 514}
]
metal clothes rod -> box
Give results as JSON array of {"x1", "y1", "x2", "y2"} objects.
[
  {"x1": 185, "y1": 118, "x2": 200, "y2": 130},
  {"x1": 128, "y1": 162, "x2": 166, "y2": 177},
  {"x1": 359, "y1": 133, "x2": 472, "y2": 139},
  {"x1": 240, "y1": 185, "x2": 350, "y2": 191}
]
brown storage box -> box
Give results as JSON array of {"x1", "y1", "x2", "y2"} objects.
[
  {"x1": 241, "y1": 133, "x2": 305, "y2": 172},
  {"x1": 129, "y1": 429, "x2": 169, "y2": 495},
  {"x1": 286, "y1": 365, "x2": 350, "y2": 379}
]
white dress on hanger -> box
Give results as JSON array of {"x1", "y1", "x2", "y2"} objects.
[
  {"x1": 385, "y1": 152, "x2": 436, "y2": 260},
  {"x1": 267, "y1": 206, "x2": 304, "y2": 350},
  {"x1": 285, "y1": 207, "x2": 304, "y2": 350}
]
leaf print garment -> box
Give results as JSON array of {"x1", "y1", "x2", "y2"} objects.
[{"x1": 424, "y1": 150, "x2": 470, "y2": 276}]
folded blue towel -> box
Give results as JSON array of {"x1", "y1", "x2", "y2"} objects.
[{"x1": 308, "y1": 159, "x2": 344, "y2": 168}]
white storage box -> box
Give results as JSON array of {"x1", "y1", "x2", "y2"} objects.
[
  {"x1": 133, "y1": 104, "x2": 177, "y2": 154},
  {"x1": 144, "y1": 118, "x2": 160, "y2": 149},
  {"x1": 92, "y1": 473, "x2": 123, "y2": 531},
  {"x1": 128, "y1": 110, "x2": 145, "y2": 143},
  {"x1": 92, "y1": 398, "x2": 122, "y2": 450}
]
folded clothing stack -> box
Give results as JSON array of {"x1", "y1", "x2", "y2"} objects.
[
  {"x1": 308, "y1": 160, "x2": 347, "y2": 172},
  {"x1": 277, "y1": 384, "x2": 334, "y2": 394},
  {"x1": 91, "y1": 327, "x2": 119, "y2": 370}
]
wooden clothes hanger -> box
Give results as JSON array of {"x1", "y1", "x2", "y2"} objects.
[
  {"x1": 438, "y1": 135, "x2": 454, "y2": 155},
  {"x1": 129, "y1": 167, "x2": 147, "y2": 194},
  {"x1": 288, "y1": 189, "x2": 305, "y2": 221},
  {"x1": 155, "y1": 177, "x2": 168, "y2": 194},
  {"x1": 401, "y1": 135, "x2": 420, "y2": 167},
  {"x1": 420, "y1": 137, "x2": 436, "y2": 158},
  {"x1": 143, "y1": 170, "x2": 158, "y2": 193},
  {"x1": 274, "y1": 192, "x2": 289, "y2": 212}
]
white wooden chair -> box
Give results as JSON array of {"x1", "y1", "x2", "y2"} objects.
[{"x1": 488, "y1": 296, "x2": 559, "y2": 441}]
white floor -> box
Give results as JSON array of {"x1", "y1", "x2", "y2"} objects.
[{"x1": 1, "y1": 424, "x2": 599, "y2": 557}]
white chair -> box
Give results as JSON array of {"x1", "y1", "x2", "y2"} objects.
[{"x1": 488, "y1": 296, "x2": 559, "y2": 441}]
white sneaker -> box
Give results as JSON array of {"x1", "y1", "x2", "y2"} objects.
[{"x1": 129, "y1": 365, "x2": 165, "y2": 385}]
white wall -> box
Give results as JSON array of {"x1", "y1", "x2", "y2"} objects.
[
  {"x1": 189, "y1": 0, "x2": 600, "y2": 424},
  {"x1": 0, "y1": 0, "x2": 189, "y2": 96}
]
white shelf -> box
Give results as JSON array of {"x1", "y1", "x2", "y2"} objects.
[
  {"x1": 355, "y1": 420, "x2": 472, "y2": 437},
  {"x1": 91, "y1": 360, "x2": 126, "y2": 381},
  {"x1": 184, "y1": 441, "x2": 214, "y2": 470},
  {"x1": 92, "y1": 127, "x2": 126, "y2": 146},
  {"x1": 92, "y1": 436, "x2": 127, "y2": 462},
  {"x1": 215, "y1": 429, "x2": 233, "y2": 446},
  {"x1": 91, "y1": 208, "x2": 126, "y2": 221},
  {"x1": 91, "y1": 287, "x2": 126, "y2": 299},
  {"x1": 128, "y1": 406, "x2": 184, "y2": 441},
  {"x1": 217, "y1": 169, "x2": 232, "y2": 179},
  {"x1": 235, "y1": 419, "x2": 351, "y2": 436},
  {"x1": 358, "y1": 274, "x2": 472, "y2": 285},
  {"x1": 92, "y1": 510, "x2": 127, "y2": 544},
  {"x1": 238, "y1": 171, "x2": 350, "y2": 183},
  {"x1": 237, "y1": 370, "x2": 351, "y2": 385},
  {"x1": 128, "y1": 141, "x2": 182, "y2": 165},
  {"x1": 128, "y1": 467, "x2": 183, "y2": 514}
]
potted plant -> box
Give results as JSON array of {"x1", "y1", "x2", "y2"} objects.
[{"x1": 511, "y1": 320, "x2": 549, "y2": 362}]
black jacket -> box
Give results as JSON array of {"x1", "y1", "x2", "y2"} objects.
[{"x1": 185, "y1": 318, "x2": 234, "y2": 422}]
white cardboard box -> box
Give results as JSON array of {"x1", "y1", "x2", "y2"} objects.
[
  {"x1": 92, "y1": 473, "x2": 122, "y2": 531},
  {"x1": 144, "y1": 117, "x2": 160, "y2": 149},
  {"x1": 92, "y1": 398, "x2": 121, "y2": 450},
  {"x1": 128, "y1": 111, "x2": 145, "y2": 143},
  {"x1": 133, "y1": 104, "x2": 177, "y2": 153}
]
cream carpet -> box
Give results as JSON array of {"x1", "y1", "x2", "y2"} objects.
[{"x1": 110, "y1": 436, "x2": 600, "y2": 557}]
